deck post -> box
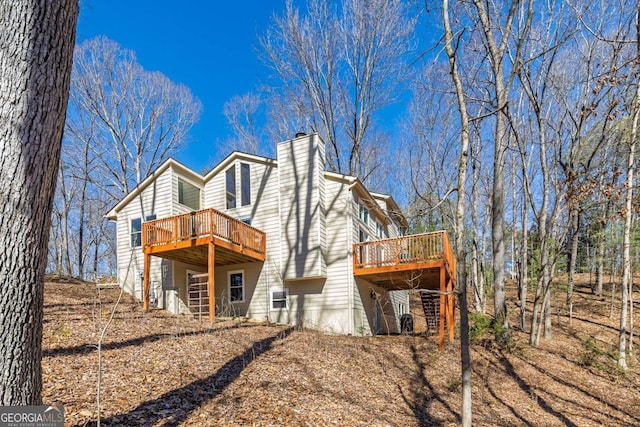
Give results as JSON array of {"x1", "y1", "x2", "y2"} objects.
[
  {"x1": 439, "y1": 266, "x2": 446, "y2": 350},
  {"x1": 143, "y1": 252, "x2": 151, "y2": 312},
  {"x1": 208, "y1": 241, "x2": 215, "y2": 322}
]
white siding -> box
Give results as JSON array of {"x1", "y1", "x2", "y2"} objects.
[
  {"x1": 203, "y1": 158, "x2": 281, "y2": 322},
  {"x1": 116, "y1": 168, "x2": 174, "y2": 308},
  {"x1": 277, "y1": 134, "x2": 327, "y2": 280},
  {"x1": 112, "y1": 137, "x2": 410, "y2": 336},
  {"x1": 284, "y1": 177, "x2": 352, "y2": 333}
]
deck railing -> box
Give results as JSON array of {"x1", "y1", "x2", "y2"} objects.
[
  {"x1": 353, "y1": 230, "x2": 456, "y2": 275},
  {"x1": 142, "y1": 208, "x2": 266, "y2": 255}
]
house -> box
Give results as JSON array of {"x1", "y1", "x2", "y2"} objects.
[{"x1": 106, "y1": 133, "x2": 456, "y2": 343}]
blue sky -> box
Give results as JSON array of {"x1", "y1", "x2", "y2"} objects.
[{"x1": 76, "y1": 1, "x2": 294, "y2": 173}]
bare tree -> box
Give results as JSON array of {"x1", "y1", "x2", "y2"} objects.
[
  {"x1": 617, "y1": 2, "x2": 640, "y2": 370},
  {"x1": 68, "y1": 36, "x2": 202, "y2": 197},
  {"x1": 223, "y1": 92, "x2": 266, "y2": 155},
  {"x1": 52, "y1": 36, "x2": 202, "y2": 278},
  {"x1": 443, "y1": 0, "x2": 472, "y2": 423},
  {"x1": 0, "y1": 0, "x2": 78, "y2": 404},
  {"x1": 258, "y1": 0, "x2": 415, "y2": 182},
  {"x1": 470, "y1": 0, "x2": 532, "y2": 336}
]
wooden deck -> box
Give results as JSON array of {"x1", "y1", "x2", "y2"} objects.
[
  {"x1": 142, "y1": 208, "x2": 266, "y2": 264},
  {"x1": 353, "y1": 231, "x2": 457, "y2": 348},
  {"x1": 140, "y1": 208, "x2": 267, "y2": 321}
]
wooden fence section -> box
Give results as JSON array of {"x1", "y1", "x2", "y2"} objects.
[
  {"x1": 142, "y1": 208, "x2": 266, "y2": 256},
  {"x1": 353, "y1": 230, "x2": 456, "y2": 277}
]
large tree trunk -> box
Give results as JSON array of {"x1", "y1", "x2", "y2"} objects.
[{"x1": 0, "y1": 0, "x2": 78, "y2": 405}]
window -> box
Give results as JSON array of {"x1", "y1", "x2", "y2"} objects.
[
  {"x1": 241, "y1": 163, "x2": 251, "y2": 206},
  {"x1": 375, "y1": 221, "x2": 384, "y2": 239},
  {"x1": 178, "y1": 179, "x2": 200, "y2": 210},
  {"x1": 146, "y1": 214, "x2": 157, "y2": 222},
  {"x1": 228, "y1": 270, "x2": 244, "y2": 303},
  {"x1": 226, "y1": 165, "x2": 236, "y2": 209},
  {"x1": 130, "y1": 218, "x2": 142, "y2": 247},
  {"x1": 359, "y1": 205, "x2": 369, "y2": 225},
  {"x1": 271, "y1": 289, "x2": 288, "y2": 309},
  {"x1": 398, "y1": 303, "x2": 407, "y2": 315},
  {"x1": 240, "y1": 217, "x2": 252, "y2": 226},
  {"x1": 359, "y1": 228, "x2": 369, "y2": 243}
]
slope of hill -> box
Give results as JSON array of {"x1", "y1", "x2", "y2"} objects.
[{"x1": 42, "y1": 275, "x2": 639, "y2": 426}]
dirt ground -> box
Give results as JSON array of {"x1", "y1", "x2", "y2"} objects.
[{"x1": 42, "y1": 274, "x2": 640, "y2": 426}]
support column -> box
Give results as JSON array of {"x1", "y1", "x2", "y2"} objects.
[
  {"x1": 439, "y1": 266, "x2": 446, "y2": 350},
  {"x1": 208, "y1": 241, "x2": 216, "y2": 322},
  {"x1": 143, "y1": 252, "x2": 151, "y2": 312}
]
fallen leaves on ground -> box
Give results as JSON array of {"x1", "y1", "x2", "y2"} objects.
[{"x1": 42, "y1": 275, "x2": 639, "y2": 426}]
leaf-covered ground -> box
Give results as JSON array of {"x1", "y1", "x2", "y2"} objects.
[{"x1": 42, "y1": 275, "x2": 639, "y2": 426}]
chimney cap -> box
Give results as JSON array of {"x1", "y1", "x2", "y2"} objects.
[{"x1": 294, "y1": 132, "x2": 307, "y2": 138}]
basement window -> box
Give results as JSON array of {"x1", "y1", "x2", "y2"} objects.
[
  {"x1": 271, "y1": 289, "x2": 289, "y2": 309},
  {"x1": 178, "y1": 179, "x2": 200, "y2": 210},
  {"x1": 228, "y1": 270, "x2": 244, "y2": 303}
]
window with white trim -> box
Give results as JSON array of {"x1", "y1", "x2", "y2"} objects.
[
  {"x1": 271, "y1": 289, "x2": 288, "y2": 309},
  {"x1": 226, "y1": 165, "x2": 236, "y2": 209},
  {"x1": 359, "y1": 228, "x2": 369, "y2": 243},
  {"x1": 359, "y1": 205, "x2": 369, "y2": 225},
  {"x1": 375, "y1": 221, "x2": 384, "y2": 239},
  {"x1": 228, "y1": 270, "x2": 244, "y2": 303},
  {"x1": 178, "y1": 179, "x2": 200, "y2": 210},
  {"x1": 130, "y1": 218, "x2": 142, "y2": 247},
  {"x1": 241, "y1": 163, "x2": 251, "y2": 206}
]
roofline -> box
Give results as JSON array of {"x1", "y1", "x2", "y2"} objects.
[
  {"x1": 324, "y1": 170, "x2": 356, "y2": 184},
  {"x1": 324, "y1": 173, "x2": 408, "y2": 228},
  {"x1": 203, "y1": 151, "x2": 276, "y2": 182},
  {"x1": 369, "y1": 192, "x2": 406, "y2": 227},
  {"x1": 104, "y1": 158, "x2": 202, "y2": 220}
]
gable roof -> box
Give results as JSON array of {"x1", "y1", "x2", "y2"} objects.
[
  {"x1": 104, "y1": 158, "x2": 202, "y2": 220},
  {"x1": 324, "y1": 172, "x2": 408, "y2": 229},
  {"x1": 105, "y1": 149, "x2": 407, "y2": 229},
  {"x1": 202, "y1": 151, "x2": 276, "y2": 183}
]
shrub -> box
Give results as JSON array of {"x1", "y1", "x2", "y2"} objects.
[{"x1": 468, "y1": 312, "x2": 493, "y2": 343}]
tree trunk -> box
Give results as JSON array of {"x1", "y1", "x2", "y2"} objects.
[
  {"x1": 618, "y1": 3, "x2": 640, "y2": 369},
  {"x1": 519, "y1": 179, "x2": 529, "y2": 331},
  {"x1": 78, "y1": 140, "x2": 90, "y2": 279},
  {"x1": 443, "y1": 1, "x2": 472, "y2": 423},
  {"x1": 567, "y1": 208, "x2": 580, "y2": 325},
  {"x1": 0, "y1": 0, "x2": 78, "y2": 405},
  {"x1": 543, "y1": 282, "x2": 552, "y2": 340},
  {"x1": 471, "y1": 145, "x2": 484, "y2": 313},
  {"x1": 472, "y1": 0, "x2": 517, "y2": 334},
  {"x1": 595, "y1": 201, "x2": 608, "y2": 297}
]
